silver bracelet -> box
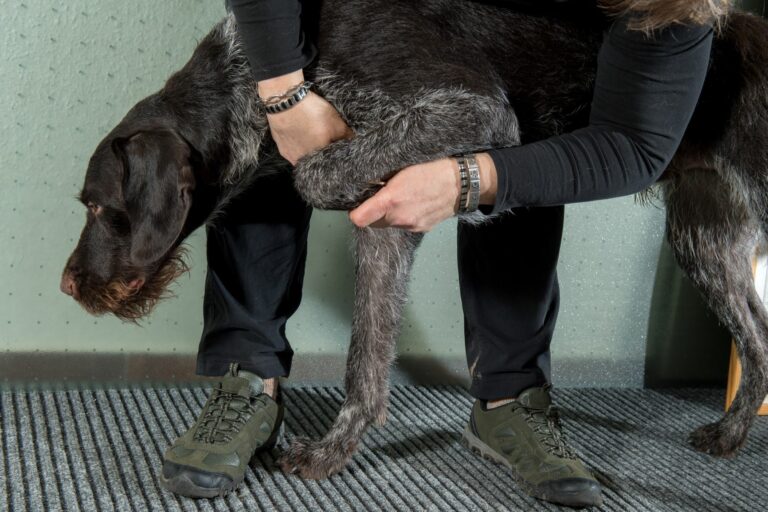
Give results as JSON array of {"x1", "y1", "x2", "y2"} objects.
[
  {"x1": 259, "y1": 81, "x2": 313, "y2": 114},
  {"x1": 457, "y1": 154, "x2": 480, "y2": 213}
]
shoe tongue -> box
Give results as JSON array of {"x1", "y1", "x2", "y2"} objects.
[
  {"x1": 239, "y1": 370, "x2": 265, "y2": 396},
  {"x1": 517, "y1": 386, "x2": 552, "y2": 409},
  {"x1": 219, "y1": 376, "x2": 251, "y2": 397},
  {"x1": 220, "y1": 365, "x2": 264, "y2": 397},
  {"x1": 221, "y1": 370, "x2": 264, "y2": 397}
]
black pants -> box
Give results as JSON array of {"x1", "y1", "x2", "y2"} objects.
[
  {"x1": 197, "y1": 174, "x2": 563, "y2": 401},
  {"x1": 196, "y1": 172, "x2": 311, "y2": 378}
]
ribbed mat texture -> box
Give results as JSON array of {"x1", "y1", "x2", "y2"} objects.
[{"x1": 1, "y1": 386, "x2": 767, "y2": 511}]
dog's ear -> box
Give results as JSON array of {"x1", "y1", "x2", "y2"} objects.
[{"x1": 113, "y1": 130, "x2": 196, "y2": 267}]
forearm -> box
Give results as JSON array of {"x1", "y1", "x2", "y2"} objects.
[
  {"x1": 483, "y1": 16, "x2": 714, "y2": 213},
  {"x1": 229, "y1": 0, "x2": 316, "y2": 81},
  {"x1": 258, "y1": 69, "x2": 305, "y2": 99},
  {"x1": 482, "y1": 125, "x2": 665, "y2": 210}
]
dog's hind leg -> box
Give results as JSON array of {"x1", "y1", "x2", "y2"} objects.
[
  {"x1": 663, "y1": 168, "x2": 768, "y2": 456},
  {"x1": 292, "y1": 87, "x2": 520, "y2": 210},
  {"x1": 278, "y1": 227, "x2": 423, "y2": 478}
]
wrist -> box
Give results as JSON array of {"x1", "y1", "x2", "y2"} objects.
[
  {"x1": 258, "y1": 69, "x2": 305, "y2": 100},
  {"x1": 258, "y1": 76, "x2": 313, "y2": 115},
  {"x1": 451, "y1": 158, "x2": 463, "y2": 212},
  {"x1": 476, "y1": 152, "x2": 497, "y2": 205}
]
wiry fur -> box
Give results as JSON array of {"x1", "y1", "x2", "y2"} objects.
[
  {"x1": 78, "y1": 247, "x2": 189, "y2": 322},
  {"x1": 216, "y1": 18, "x2": 270, "y2": 186},
  {"x1": 600, "y1": 0, "x2": 731, "y2": 32},
  {"x1": 65, "y1": 0, "x2": 768, "y2": 479}
]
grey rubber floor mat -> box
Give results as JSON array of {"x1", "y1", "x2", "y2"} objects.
[{"x1": 2, "y1": 385, "x2": 766, "y2": 511}]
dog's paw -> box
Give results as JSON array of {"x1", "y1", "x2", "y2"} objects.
[
  {"x1": 293, "y1": 169, "x2": 372, "y2": 210},
  {"x1": 688, "y1": 421, "x2": 746, "y2": 457},
  {"x1": 374, "y1": 407, "x2": 388, "y2": 427},
  {"x1": 292, "y1": 146, "x2": 379, "y2": 210},
  {"x1": 278, "y1": 436, "x2": 356, "y2": 479},
  {"x1": 292, "y1": 157, "x2": 327, "y2": 205}
]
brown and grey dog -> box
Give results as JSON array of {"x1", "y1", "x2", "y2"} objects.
[{"x1": 61, "y1": 0, "x2": 768, "y2": 479}]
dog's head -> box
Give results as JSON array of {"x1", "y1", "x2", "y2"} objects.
[{"x1": 61, "y1": 127, "x2": 197, "y2": 321}]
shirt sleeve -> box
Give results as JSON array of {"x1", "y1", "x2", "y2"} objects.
[
  {"x1": 229, "y1": 0, "x2": 317, "y2": 81},
  {"x1": 485, "y1": 16, "x2": 714, "y2": 213}
]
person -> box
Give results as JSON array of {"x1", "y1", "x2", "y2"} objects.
[{"x1": 159, "y1": 0, "x2": 723, "y2": 506}]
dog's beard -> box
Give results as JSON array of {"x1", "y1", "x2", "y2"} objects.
[{"x1": 77, "y1": 247, "x2": 189, "y2": 322}]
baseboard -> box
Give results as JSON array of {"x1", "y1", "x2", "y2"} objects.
[
  {"x1": 0, "y1": 351, "x2": 660, "y2": 390},
  {"x1": 0, "y1": 352, "x2": 471, "y2": 389}
]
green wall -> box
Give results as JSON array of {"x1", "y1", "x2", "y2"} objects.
[{"x1": 0, "y1": 0, "x2": 732, "y2": 387}]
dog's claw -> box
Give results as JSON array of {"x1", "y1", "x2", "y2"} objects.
[
  {"x1": 688, "y1": 421, "x2": 746, "y2": 458},
  {"x1": 278, "y1": 436, "x2": 356, "y2": 480}
]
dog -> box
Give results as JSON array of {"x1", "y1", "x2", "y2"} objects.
[{"x1": 61, "y1": 0, "x2": 768, "y2": 479}]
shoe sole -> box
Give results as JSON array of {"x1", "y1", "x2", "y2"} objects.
[
  {"x1": 159, "y1": 470, "x2": 240, "y2": 499},
  {"x1": 160, "y1": 409, "x2": 285, "y2": 499},
  {"x1": 461, "y1": 424, "x2": 603, "y2": 508}
]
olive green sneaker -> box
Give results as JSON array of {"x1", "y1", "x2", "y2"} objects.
[
  {"x1": 160, "y1": 363, "x2": 283, "y2": 498},
  {"x1": 462, "y1": 385, "x2": 602, "y2": 508}
]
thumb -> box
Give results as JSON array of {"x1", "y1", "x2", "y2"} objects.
[{"x1": 349, "y1": 191, "x2": 390, "y2": 228}]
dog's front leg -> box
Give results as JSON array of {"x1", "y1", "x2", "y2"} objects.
[
  {"x1": 279, "y1": 227, "x2": 423, "y2": 478},
  {"x1": 292, "y1": 88, "x2": 519, "y2": 210}
]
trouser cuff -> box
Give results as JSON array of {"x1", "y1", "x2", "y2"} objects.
[
  {"x1": 469, "y1": 371, "x2": 549, "y2": 401},
  {"x1": 196, "y1": 356, "x2": 291, "y2": 380}
]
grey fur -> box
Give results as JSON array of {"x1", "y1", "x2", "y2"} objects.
[
  {"x1": 204, "y1": 17, "x2": 275, "y2": 224},
  {"x1": 663, "y1": 169, "x2": 767, "y2": 455}
]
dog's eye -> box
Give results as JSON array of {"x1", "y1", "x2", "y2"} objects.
[{"x1": 87, "y1": 202, "x2": 103, "y2": 215}]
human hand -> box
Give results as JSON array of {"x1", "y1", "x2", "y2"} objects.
[
  {"x1": 348, "y1": 153, "x2": 498, "y2": 232},
  {"x1": 259, "y1": 71, "x2": 353, "y2": 165},
  {"x1": 267, "y1": 91, "x2": 353, "y2": 165}
]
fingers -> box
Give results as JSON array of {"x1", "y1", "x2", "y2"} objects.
[
  {"x1": 349, "y1": 190, "x2": 390, "y2": 228},
  {"x1": 348, "y1": 158, "x2": 461, "y2": 232},
  {"x1": 349, "y1": 190, "x2": 422, "y2": 231}
]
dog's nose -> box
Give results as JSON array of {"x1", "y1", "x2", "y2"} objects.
[{"x1": 60, "y1": 272, "x2": 80, "y2": 299}]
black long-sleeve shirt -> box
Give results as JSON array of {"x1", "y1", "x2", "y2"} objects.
[
  {"x1": 228, "y1": 0, "x2": 713, "y2": 212},
  {"x1": 487, "y1": 14, "x2": 712, "y2": 212},
  {"x1": 228, "y1": 0, "x2": 317, "y2": 81}
]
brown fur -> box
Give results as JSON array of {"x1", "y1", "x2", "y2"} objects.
[
  {"x1": 78, "y1": 248, "x2": 189, "y2": 322},
  {"x1": 600, "y1": 0, "x2": 731, "y2": 32}
]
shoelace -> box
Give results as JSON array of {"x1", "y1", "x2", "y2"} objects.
[
  {"x1": 193, "y1": 386, "x2": 257, "y2": 444},
  {"x1": 523, "y1": 405, "x2": 578, "y2": 459}
]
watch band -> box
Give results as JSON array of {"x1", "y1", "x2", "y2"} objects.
[
  {"x1": 457, "y1": 154, "x2": 480, "y2": 213},
  {"x1": 260, "y1": 81, "x2": 313, "y2": 115}
]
